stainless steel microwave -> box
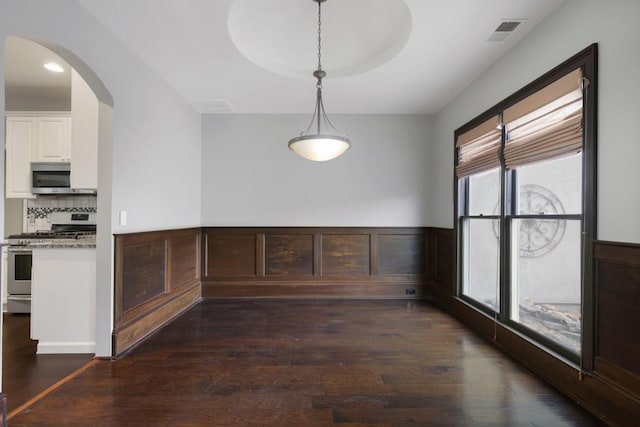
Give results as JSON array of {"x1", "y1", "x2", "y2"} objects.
[{"x1": 31, "y1": 162, "x2": 96, "y2": 195}]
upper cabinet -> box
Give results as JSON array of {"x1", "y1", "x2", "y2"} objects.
[
  {"x1": 70, "y1": 70, "x2": 99, "y2": 190},
  {"x1": 5, "y1": 113, "x2": 71, "y2": 199},
  {"x1": 6, "y1": 116, "x2": 37, "y2": 198},
  {"x1": 34, "y1": 116, "x2": 71, "y2": 162}
]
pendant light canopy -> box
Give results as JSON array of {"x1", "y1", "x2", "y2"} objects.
[{"x1": 288, "y1": 0, "x2": 351, "y2": 162}]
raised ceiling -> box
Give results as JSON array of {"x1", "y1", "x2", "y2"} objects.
[{"x1": 7, "y1": 0, "x2": 566, "y2": 114}]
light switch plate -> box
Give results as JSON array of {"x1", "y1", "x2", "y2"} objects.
[{"x1": 119, "y1": 210, "x2": 127, "y2": 226}]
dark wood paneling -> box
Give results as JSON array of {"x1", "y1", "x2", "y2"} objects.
[
  {"x1": 265, "y1": 234, "x2": 314, "y2": 276},
  {"x1": 594, "y1": 241, "x2": 640, "y2": 405},
  {"x1": 321, "y1": 234, "x2": 370, "y2": 275},
  {"x1": 205, "y1": 234, "x2": 256, "y2": 277},
  {"x1": 202, "y1": 227, "x2": 429, "y2": 299},
  {"x1": 430, "y1": 228, "x2": 455, "y2": 289},
  {"x1": 169, "y1": 234, "x2": 200, "y2": 290},
  {"x1": 122, "y1": 241, "x2": 166, "y2": 312},
  {"x1": 596, "y1": 260, "x2": 640, "y2": 377},
  {"x1": 114, "y1": 228, "x2": 202, "y2": 357},
  {"x1": 378, "y1": 234, "x2": 425, "y2": 275}
]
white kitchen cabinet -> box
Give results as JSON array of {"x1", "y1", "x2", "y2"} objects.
[
  {"x1": 31, "y1": 247, "x2": 96, "y2": 354},
  {"x1": 34, "y1": 116, "x2": 71, "y2": 163},
  {"x1": 5, "y1": 113, "x2": 72, "y2": 198},
  {"x1": 5, "y1": 116, "x2": 37, "y2": 198}
]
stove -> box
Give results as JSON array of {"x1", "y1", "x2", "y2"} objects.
[
  {"x1": 6, "y1": 211, "x2": 96, "y2": 313},
  {"x1": 8, "y1": 212, "x2": 97, "y2": 245}
]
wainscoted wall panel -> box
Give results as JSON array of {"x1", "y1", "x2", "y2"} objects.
[
  {"x1": 429, "y1": 230, "x2": 640, "y2": 426},
  {"x1": 122, "y1": 241, "x2": 166, "y2": 312},
  {"x1": 378, "y1": 234, "x2": 425, "y2": 275},
  {"x1": 114, "y1": 228, "x2": 201, "y2": 357},
  {"x1": 205, "y1": 234, "x2": 257, "y2": 277},
  {"x1": 265, "y1": 234, "x2": 314, "y2": 276},
  {"x1": 202, "y1": 227, "x2": 429, "y2": 298},
  {"x1": 169, "y1": 234, "x2": 201, "y2": 290},
  {"x1": 321, "y1": 234, "x2": 370, "y2": 275}
]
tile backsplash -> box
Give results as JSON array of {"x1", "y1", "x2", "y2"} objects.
[{"x1": 26, "y1": 195, "x2": 97, "y2": 232}]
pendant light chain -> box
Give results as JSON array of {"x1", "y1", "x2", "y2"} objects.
[{"x1": 317, "y1": 0, "x2": 322, "y2": 73}]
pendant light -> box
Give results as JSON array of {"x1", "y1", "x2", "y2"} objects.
[{"x1": 288, "y1": 0, "x2": 351, "y2": 162}]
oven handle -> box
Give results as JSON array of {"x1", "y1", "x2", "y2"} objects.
[
  {"x1": 8, "y1": 247, "x2": 33, "y2": 253},
  {"x1": 8, "y1": 295, "x2": 32, "y2": 301}
]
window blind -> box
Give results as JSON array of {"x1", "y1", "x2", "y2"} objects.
[
  {"x1": 455, "y1": 115, "x2": 502, "y2": 178},
  {"x1": 504, "y1": 68, "x2": 583, "y2": 169}
]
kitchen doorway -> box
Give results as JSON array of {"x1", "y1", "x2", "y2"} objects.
[{"x1": 2, "y1": 35, "x2": 114, "y2": 416}]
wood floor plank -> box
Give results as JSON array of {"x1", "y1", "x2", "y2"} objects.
[
  {"x1": 8, "y1": 299, "x2": 603, "y2": 426},
  {"x1": 2, "y1": 313, "x2": 93, "y2": 414}
]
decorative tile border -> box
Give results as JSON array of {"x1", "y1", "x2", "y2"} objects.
[{"x1": 27, "y1": 207, "x2": 97, "y2": 219}]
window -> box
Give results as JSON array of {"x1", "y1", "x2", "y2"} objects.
[{"x1": 455, "y1": 46, "x2": 596, "y2": 363}]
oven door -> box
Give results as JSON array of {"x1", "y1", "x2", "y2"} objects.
[{"x1": 8, "y1": 248, "x2": 32, "y2": 295}]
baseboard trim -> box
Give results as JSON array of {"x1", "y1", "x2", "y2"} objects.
[
  {"x1": 112, "y1": 284, "x2": 201, "y2": 358},
  {"x1": 36, "y1": 341, "x2": 95, "y2": 354},
  {"x1": 202, "y1": 281, "x2": 430, "y2": 299}
]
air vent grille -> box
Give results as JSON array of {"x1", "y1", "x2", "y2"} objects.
[
  {"x1": 488, "y1": 20, "x2": 526, "y2": 42},
  {"x1": 495, "y1": 21, "x2": 522, "y2": 32}
]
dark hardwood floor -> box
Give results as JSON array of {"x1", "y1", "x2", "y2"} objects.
[
  {"x1": 9, "y1": 300, "x2": 603, "y2": 426},
  {"x1": 2, "y1": 313, "x2": 93, "y2": 414}
]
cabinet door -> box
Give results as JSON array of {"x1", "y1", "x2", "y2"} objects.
[
  {"x1": 5, "y1": 117, "x2": 36, "y2": 198},
  {"x1": 35, "y1": 117, "x2": 71, "y2": 162}
]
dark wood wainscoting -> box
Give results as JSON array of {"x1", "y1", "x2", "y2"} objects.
[
  {"x1": 593, "y1": 241, "x2": 640, "y2": 406},
  {"x1": 202, "y1": 227, "x2": 429, "y2": 299},
  {"x1": 428, "y1": 228, "x2": 640, "y2": 425},
  {"x1": 113, "y1": 228, "x2": 201, "y2": 357}
]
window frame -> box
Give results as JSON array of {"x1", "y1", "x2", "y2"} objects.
[{"x1": 454, "y1": 44, "x2": 597, "y2": 368}]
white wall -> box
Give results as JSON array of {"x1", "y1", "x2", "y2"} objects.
[
  {"x1": 432, "y1": 0, "x2": 640, "y2": 244},
  {"x1": 0, "y1": 0, "x2": 202, "y2": 234},
  {"x1": 0, "y1": 0, "x2": 203, "y2": 358},
  {"x1": 202, "y1": 114, "x2": 432, "y2": 226}
]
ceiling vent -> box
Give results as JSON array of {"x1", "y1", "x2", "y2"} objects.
[
  {"x1": 193, "y1": 99, "x2": 233, "y2": 113},
  {"x1": 487, "y1": 20, "x2": 525, "y2": 42}
]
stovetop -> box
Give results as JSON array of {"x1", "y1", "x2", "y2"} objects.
[
  {"x1": 7, "y1": 211, "x2": 97, "y2": 245},
  {"x1": 8, "y1": 231, "x2": 96, "y2": 246}
]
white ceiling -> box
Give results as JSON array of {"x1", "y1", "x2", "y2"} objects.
[{"x1": 6, "y1": 0, "x2": 566, "y2": 115}]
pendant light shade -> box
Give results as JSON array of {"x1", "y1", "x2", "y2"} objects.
[
  {"x1": 288, "y1": 134, "x2": 350, "y2": 162},
  {"x1": 288, "y1": 0, "x2": 351, "y2": 162}
]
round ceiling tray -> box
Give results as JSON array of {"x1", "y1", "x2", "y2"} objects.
[{"x1": 228, "y1": 0, "x2": 412, "y2": 79}]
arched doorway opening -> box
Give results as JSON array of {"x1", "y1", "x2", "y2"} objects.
[{"x1": 1, "y1": 34, "x2": 114, "y2": 414}]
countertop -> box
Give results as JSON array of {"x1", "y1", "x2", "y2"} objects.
[{"x1": 5, "y1": 237, "x2": 96, "y2": 249}]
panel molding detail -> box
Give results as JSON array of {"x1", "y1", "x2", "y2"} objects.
[
  {"x1": 113, "y1": 228, "x2": 201, "y2": 357},
  {"x1": 202, "y1": 227, "x2": 429, "y2": 299}
]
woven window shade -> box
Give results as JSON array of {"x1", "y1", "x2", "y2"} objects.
[
  {"x1": 455, "y1": 115, "x2": 502, "y2": 178},
  {"x1": 504, "y1": 68, "x2": 583, "y2": 169}
]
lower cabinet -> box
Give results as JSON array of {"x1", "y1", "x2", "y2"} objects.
[{"x1": 30, "y1": 248, "x2": 96, "y2": 354}]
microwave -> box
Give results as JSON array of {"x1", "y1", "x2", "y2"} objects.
[{"x1": 31, "y1": 162, "x2": 96, "y2": 195}]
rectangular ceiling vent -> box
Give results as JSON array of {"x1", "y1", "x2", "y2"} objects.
[
  {"x1": 487, "y1": 20, "x2": 525, "y2": 42},
  {"x1": 193, "y1": 99, "x2": 234, "y2": 113}
]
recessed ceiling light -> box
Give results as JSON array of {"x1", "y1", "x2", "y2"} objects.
[{"x1": 44, "y1": 62, "x2": 64, "y2": 73}]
